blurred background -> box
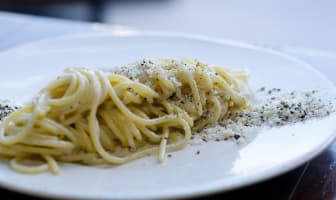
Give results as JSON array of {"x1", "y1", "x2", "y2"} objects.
[{"x1": 0, "y1": 0, "x2": 335, "y2": 52}]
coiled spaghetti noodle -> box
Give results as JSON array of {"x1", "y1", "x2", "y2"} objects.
[{"x1": 0, "y1": 58, "x2": 249, "y2": 174}]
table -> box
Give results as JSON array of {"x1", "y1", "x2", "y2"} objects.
[{"x1": 0, "y1": 11, "x2": 335, "y2": 200}]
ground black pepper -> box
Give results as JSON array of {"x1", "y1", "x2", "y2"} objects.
[
  {"x1": 191, "y1": 88, "x2": 334, "y2": 145},
  {"x1": 0, "y1": 101, "x2": 18, "y2": 121}
]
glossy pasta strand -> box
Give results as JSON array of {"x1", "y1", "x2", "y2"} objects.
[{"x1": 0, "y1": 58, "x2": 248, "y2": 174}]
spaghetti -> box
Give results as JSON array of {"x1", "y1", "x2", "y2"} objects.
[{"x1": 0, "y1": 58, "x2": 249, "y2": 174}]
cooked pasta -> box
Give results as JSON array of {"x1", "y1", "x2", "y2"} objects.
[{"x1": 0, "y1": 58, "x2": 249, "y2": 174}]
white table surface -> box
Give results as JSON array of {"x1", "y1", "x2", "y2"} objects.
[
  {"x1": 106, "y1": 0, "x2": 336, "y2": 52},
  {"x1": 0, "y1": 11, "x2": 335, "y2": 84}
]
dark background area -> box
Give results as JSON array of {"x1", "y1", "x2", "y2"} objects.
[
  {"x1": 0, "y1": 0, "x2": 168, "y2": 22},
  {"x1": 0, "y1": 0, "x2": 106, "y2": 22}
]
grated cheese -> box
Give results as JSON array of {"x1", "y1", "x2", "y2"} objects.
[
  {"x1": 191, "y1": 88, "x2": 335, "y2": 145},
  {"x1": 0, "y1": 99, "x2": 19, "y2": 121}
]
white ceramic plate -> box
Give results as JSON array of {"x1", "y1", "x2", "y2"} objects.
[{"x1": 0, "y1": 32, "x2": 335, "y2": 199}]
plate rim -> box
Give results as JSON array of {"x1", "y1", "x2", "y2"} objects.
[{"x1": 0, "y1": 31, "x2": 336, "y2": 199}]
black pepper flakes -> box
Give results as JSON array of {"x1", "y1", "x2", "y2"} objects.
[
  {"x1": 233, "y1": 134, "x2": 240, "y2": 140},
  {"x1": 0, "y1": 103, "x2": 19, "y2": 121}
]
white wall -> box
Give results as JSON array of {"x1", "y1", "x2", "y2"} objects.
[{"x1": 104, "y1": 0, "x2": 336, "y2": 52}]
